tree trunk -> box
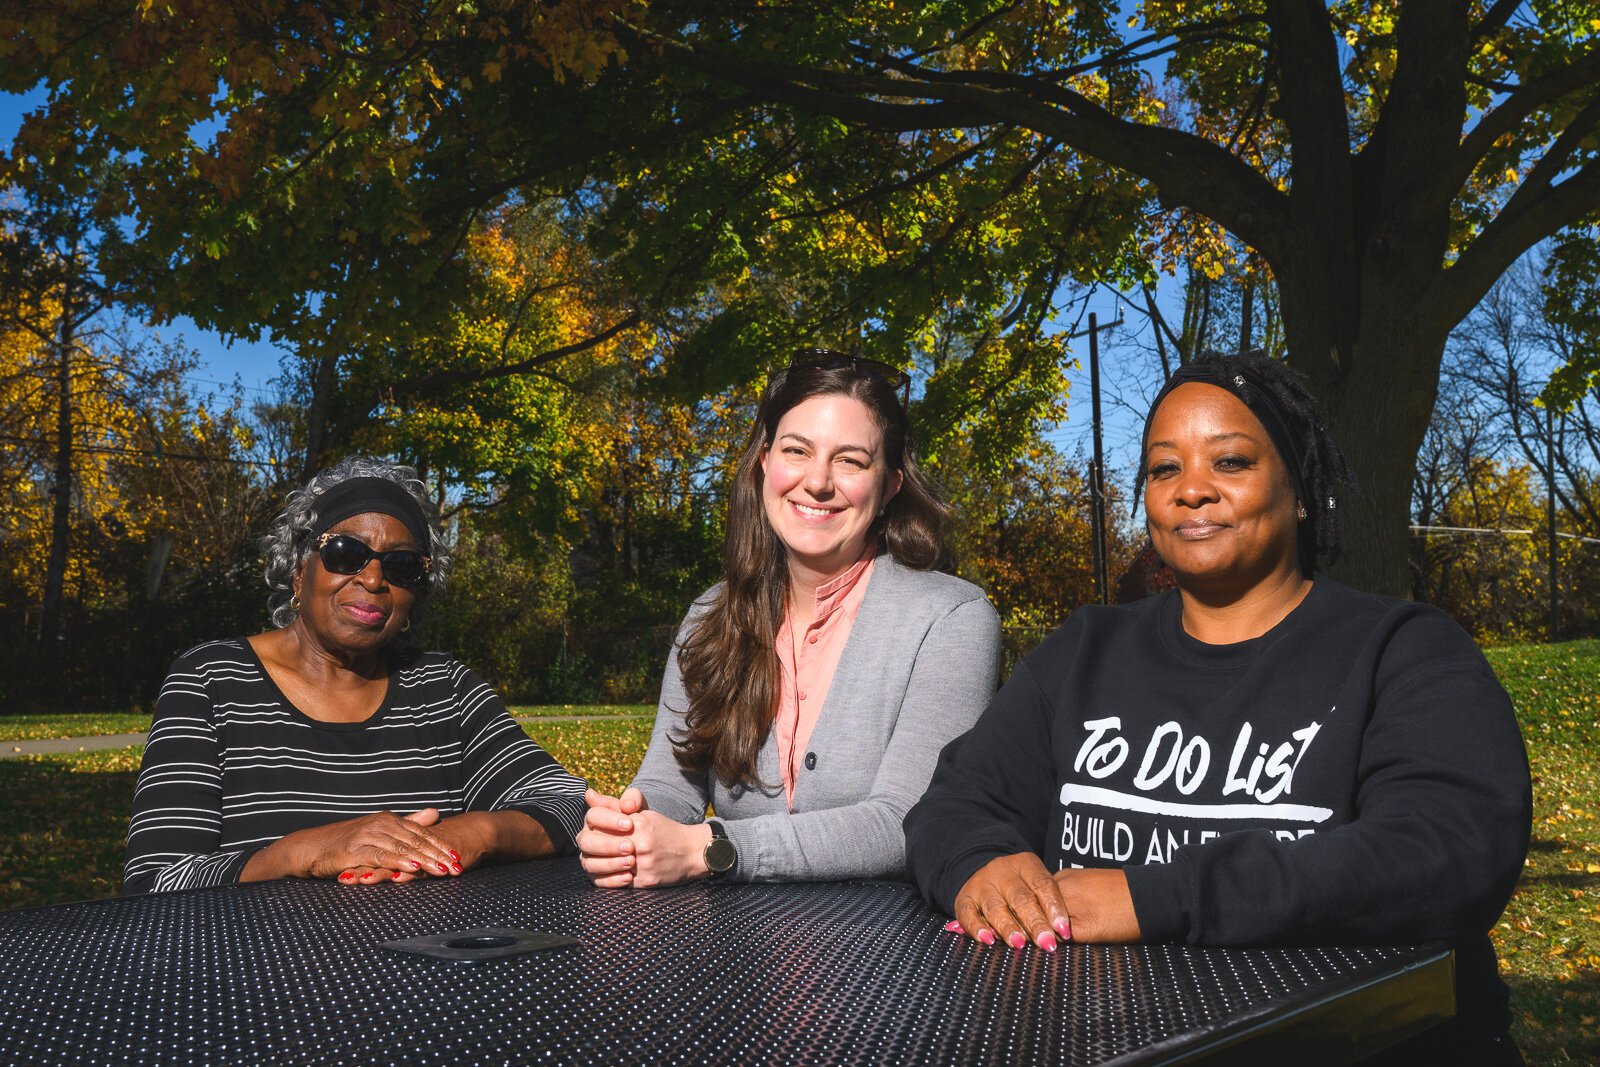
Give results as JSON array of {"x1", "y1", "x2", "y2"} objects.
[
  {"x1": 1238, "y1": 271, "x2": 1255, "y2": 355},
  {"x1": 1280, "y1": 281, "x2": 1445, "y2": 598},
  {"x1": 39, "y1": 294, "x2": 75, "y2": 664},
  {"x1": 300, "y1": 351, "x2": 341, "y2": 479}
]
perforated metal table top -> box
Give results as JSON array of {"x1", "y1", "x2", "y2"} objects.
[{"x1": 0, "y1": 859, "x2": 1451, "y2": 1065}]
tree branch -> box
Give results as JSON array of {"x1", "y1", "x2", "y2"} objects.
[
  {"x1": 618, "y1": 23, "x2": 1292, "y2": 265},
  {"x1": 1470, "y1": 0, "x2": 1525, "y2": 44},
  {"x1": 1450, "y1": 45, "x2": 1600, "y2": 200},
  {"x1": 773, "y1": 137, "x2": 989, "y2": 222},
  {"x1": 1423, "y1": 157, "x2": 1600, "y2": 334}
]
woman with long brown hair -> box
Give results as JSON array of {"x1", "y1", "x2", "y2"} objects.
[{"x1": 577, "y1": 351, "x2": 1001, "y2": 886}]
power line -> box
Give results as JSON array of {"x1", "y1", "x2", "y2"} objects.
[{"x1": 1410, "y1": 524, "x2": 1600, "y2": 546}]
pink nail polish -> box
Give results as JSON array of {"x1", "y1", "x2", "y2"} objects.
[
  {"x1": 1007, "y1": 931, "x2": 1026, "y2": 950},
  {"x1": 1036, "y1": 932, "x2": 1057, "y2": 953},
  {"x1": 1054, "y1": 918, "x2": 1072, "y2": 939},
  {"x1": 976, "y1": 928, "x2": 996, "y2": 946},
  {"x1": 942, "y1": 920, "x2": 962, "y2": 933}
]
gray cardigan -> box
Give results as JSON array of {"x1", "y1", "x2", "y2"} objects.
[{"x1": 630, "y1": 554, "x2": 1002, "y2": 882}]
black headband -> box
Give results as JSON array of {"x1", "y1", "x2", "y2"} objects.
[
  {"x1": 1141, "y1": 360, "x2": 1310, "y2": 507},
  {"x1": 309, "y1": 477, "x2": 431, "y2": 547}
]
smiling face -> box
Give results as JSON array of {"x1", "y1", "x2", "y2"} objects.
[
  {"x1": 1143, "y1": 382, "x2": 1303, "y2": 597},
  {"x1": 292, "y1": 511, "x2": 419, "y2": 657},
  {"x1": 759, "y1": 393, "x2": 904, "y2": 586}
]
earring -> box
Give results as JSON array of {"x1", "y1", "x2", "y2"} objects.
[
  {"x1": 1327, "y1": 495, "x2": 1337, "y2": 510},
  {"x1": 1296, "y1": 503, "x2": 1308, "y2": 521},
  {"x1": 289, "y1": 592, "x2": 301, "y2": 611},
  {"x1": 401, "y1": 618, "x2": 411, "y2": 633}
]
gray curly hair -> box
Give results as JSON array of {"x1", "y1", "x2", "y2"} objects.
[{"x1": 262, "y1": 456, "x2": 453, "y2": 628}]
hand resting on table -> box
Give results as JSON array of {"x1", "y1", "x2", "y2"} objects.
[{"x1": 947, "y1": 852, "x2": 1141, "y2": 950}]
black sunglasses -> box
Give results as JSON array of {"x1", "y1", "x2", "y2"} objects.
[
  {"x1": 787, "y1": 348, "x2": 911, "y2": 407},
  {"x1": 315, "y1": 532, "x2": 432, "y2": 588}
]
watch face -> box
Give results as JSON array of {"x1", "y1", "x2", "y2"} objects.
[{"x1": 705, "y1": 836, "x2": 737, "y2": 875}]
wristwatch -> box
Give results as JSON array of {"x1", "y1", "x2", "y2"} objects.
[{"x1": 703, "y1": 820, "x2": 737, "y2": 878}]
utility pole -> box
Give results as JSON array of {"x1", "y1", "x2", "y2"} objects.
[
  {"x1": 1547, "y1": 400, "x2": 1559, "y2": 643},
  {"x1": 1069, "y1": 313, "x2": 1122, "y2": 605}
]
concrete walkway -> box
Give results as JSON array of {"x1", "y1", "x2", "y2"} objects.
[
  {"x1": 2, "y1": 733, "x2": 150, "y2": 758},
  {"x1": 0, "y1": 713, "x2": 653, "y2": 759}
]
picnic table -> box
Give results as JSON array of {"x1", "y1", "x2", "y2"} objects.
[{"x1": 0, "y1": 858, "x2": 1451, "y2": 1064}]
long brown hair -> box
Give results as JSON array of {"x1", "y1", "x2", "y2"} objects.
[{"x1": 673, "y1": 362, "x2": 952, "y2": 789}]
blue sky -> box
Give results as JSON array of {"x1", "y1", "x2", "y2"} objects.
[{"x1": 1, "y1": 88, "x2": 286, "y2": 401}]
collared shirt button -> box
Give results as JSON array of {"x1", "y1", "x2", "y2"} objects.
[
  {"x1": 808, "y1": 634, "x2": 819, "y2": 644},
  {"x1": 804, "y1": 752, "x2": 817, "y2": 770},
  {"x1": 798, "y1": 691, "x2": 807, "y2": 700}
]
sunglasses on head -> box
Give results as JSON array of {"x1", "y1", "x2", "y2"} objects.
[
  {"x1": 787, "y1": 348, "x2": 911, "y2": 407},
  {"x1": 315, "y1": 532, "x2": 432, "y2": 588}
]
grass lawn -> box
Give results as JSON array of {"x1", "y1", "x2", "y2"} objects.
[
  {"x1": 1485, "y1": 640, "x2": 1600, "y2": 1064},
  {"x1": 0, "y1": 705, "x2": 654, "y2": 742},
  {"x1": 0, "y1": 713, "x2": 153, "y2": 741},
  {"x1": 510, "y1": 704, "x2": 653, "y2": 718},
  {"x1": 0, "y1": 641, "x2": 1595, "y2": 1063}
]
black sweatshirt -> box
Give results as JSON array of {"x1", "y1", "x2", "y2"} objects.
[{"x1": 905, "y1": 578, "x2": 1531, "y2": 1048}]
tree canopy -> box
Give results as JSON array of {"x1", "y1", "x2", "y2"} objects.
[{"x1": 4, "y1": 1, "x2": 1599, "y2": 593}]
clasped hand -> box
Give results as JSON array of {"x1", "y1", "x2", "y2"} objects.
[{"x1": 577, "y1": 787, "x2": 711, "y2": 888}]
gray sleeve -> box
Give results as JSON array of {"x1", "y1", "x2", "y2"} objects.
[
  {"x1": 627, "y1": 630, "x2": 713, "y2": 824},
  {"x1": 725, "y1": 595, "x2": 1002, "y2": 882}
]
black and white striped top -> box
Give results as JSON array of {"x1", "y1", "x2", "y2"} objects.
[{"x1": 123, "y1": 639, "x2": 587, "y2": 895}]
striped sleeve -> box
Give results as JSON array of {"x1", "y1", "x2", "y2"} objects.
[
  {"x1": 452, "y1": 662, "x2": 587, "y2": 853},
  {"x1": 122, "y1": 646, "x2": 263, "y2": 895}
]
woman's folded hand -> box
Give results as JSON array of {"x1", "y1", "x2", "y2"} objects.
[{"x1": 578, "y1": 787, "x2": 713, "y2": 888}]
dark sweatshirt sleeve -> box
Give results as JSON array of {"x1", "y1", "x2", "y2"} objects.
[
  {"x1": 904, "y1": 659, "x2": 1062, "y2": 913},
  {"x1": 1124, "y1": 616, "x2": 1532, "y2": 947},
  {"x1": 454, "y1": 663, "x2": 588, "y2": 855}
]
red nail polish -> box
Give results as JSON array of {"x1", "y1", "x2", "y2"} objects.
[
  {"x1": 977, "y1": 928, "x2": 996, "y2": 946},
  {"x1": 360, "y1": 871, "x2": 373, "y2": 880},
  {"x1": 338, "y1": 872, "x2": 352, "y2": 881},
  {"x1": 449, "y1": 850, "x2": 460, "y2": 863},
  {"x1": 410, "y1": 859, "x2": 421, "y2": 869},
  {"x1": 451, "y1": 862, "x2": 462, "y2": 873},
  {"x1": 437, "y1": 863, "x2": 449, "y2": 874}
]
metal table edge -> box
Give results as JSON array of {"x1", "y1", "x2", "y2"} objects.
[{"x1": 1102, "y1": 944, "x2": 1455, "y2": 1066}]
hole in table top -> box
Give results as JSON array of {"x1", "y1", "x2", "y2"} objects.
[{"x1": 443, "y1": 936, "x2": 518, "y2": 950}]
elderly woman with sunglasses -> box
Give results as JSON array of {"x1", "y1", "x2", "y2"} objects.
[
  {"x1": 122, "y1": 457, "x2": 587, "y2": 895},
  {"x1": 577, "y1": 351, "x2": 1002, "y2": 887}
]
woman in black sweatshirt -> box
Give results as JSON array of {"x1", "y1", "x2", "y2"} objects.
[{"x1": 904, "y1": 351, "x2": 1531, "y2": 1065}]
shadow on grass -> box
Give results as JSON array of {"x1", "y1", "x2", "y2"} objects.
[
  {"x1": 1508, "y1": 971, "x2": 1600, "y2": 1066},
  {"x1": 0, "y1": 749, "x2": 139, "y2": 911}
]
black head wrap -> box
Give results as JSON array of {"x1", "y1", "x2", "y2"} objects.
[
  {"x1": 1140, "y1": 359, "x2": 1311, "y2": 509},
  {"x1": 309, "y1": 477, "x2": 431, "y2": 547}
]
